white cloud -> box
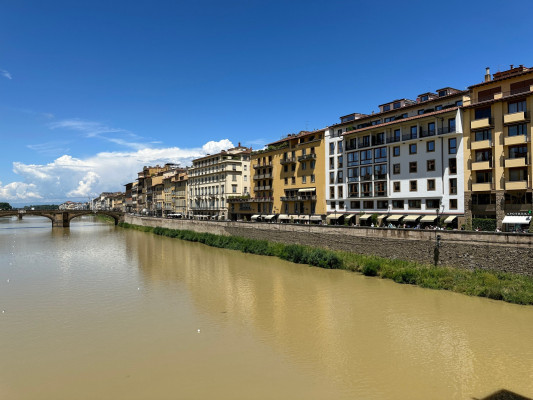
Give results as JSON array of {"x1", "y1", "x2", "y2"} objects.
[
  {"x1": 0, "y1": 69, "x2": 12, "y2": 80},
  {"x1": 0, "y1": 139, "x2": 234, "y2": 203}
]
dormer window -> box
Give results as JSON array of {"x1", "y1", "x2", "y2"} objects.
[
  {"x1": 383, "y1": 104, "x2": 391, "y2": 112},
  {"x1": 438, "y1": 90, "x2": 448, "y2": 97},
  {"x1": 393, "y1": 102, "x2": 401, "y2": 109},
  {"x1": 421, "y1": 95, "x2": 429, "y2": 102}
]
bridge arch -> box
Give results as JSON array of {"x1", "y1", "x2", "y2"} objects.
[{"x1": 68, "y1": 211, "x2": 121, "y2": 226}]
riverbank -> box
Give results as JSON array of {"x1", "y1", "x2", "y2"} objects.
[{"x1": 119, "y1": 222, "x2": 533, "y2": 305}]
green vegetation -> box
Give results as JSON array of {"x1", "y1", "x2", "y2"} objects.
[
  {"x1": 23, "y1": 204, "x2": 59, "y2": 210},
  {"x1": 0, "y1": 202, "x2": 12, "y2": 210},
  {"x1": 95, "y1": 214, "x2": 115, "y2": 223},
  {"x1": 118, "y1": 222, "x2": 533, "y2": 305},
  {"x1": 472, "y1": 217, "x2": 497, "y2": 232}
]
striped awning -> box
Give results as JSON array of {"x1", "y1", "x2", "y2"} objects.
[
  {"x1": 403, "y1": 215, "x2": 421, "y2": 222},
  {"x1": 359, "y1": 214, "x2": 373, "y2": 221},
  {"x1": 444, "y1": 216, "x2": 457, "y2": 224},
  {"x1": 251, "y1": 215, "x2": 260, "y2": 220},
  {"x1": 420, "y1": 215, "x2": 438, "y2": 222},
  {"x1": 386, "y1": 214, "x2": 404, "y2": 222},
  {"x1": 278, "y1": 214, "x2": 291, "y2": 220},
  {"x1": 263, "y1": 215, "x2": 276, "y2": 220},
  {"x1": 326, "y1": 214, "x2": 342, "y2": 220}
]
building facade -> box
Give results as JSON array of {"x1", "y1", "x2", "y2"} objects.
[
  {"x1": 188, "y1": 144, "x2": 251, "y2": 219},
  {"x1": 463, "y1": 65, "x2": 533, "y2": 230},
  {"x1": 326, "y1": 88, "x2": 465, "y2": 227}
]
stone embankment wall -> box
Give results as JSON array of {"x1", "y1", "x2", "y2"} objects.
[{"x1": 124, "y1": 215, "x2": 533, "y2": 276}]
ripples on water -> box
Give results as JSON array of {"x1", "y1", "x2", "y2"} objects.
[{"x1": 1, "y1": 216, "x2": 532, "y2": 400}]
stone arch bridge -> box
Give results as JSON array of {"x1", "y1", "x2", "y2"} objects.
[{"x1": 0, "y1": 210, "x2": 124, "y2": 227}]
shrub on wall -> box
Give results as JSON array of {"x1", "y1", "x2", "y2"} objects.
[{"x1": 472, "y1": 218, "x2": 496, "y2": 232}]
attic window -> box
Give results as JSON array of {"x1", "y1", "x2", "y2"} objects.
[
  {"x1": 421, "y1": 95, "x2": 429, "y2": 101},
  {"x1": 393, "y1": 102, "x2": 401, "y2": 109},
  {"x1": 438, "y1": 90, "x2": 447, "y2": 97}
]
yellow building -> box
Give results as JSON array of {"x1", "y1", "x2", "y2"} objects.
[
  {"x1": 229, "y1": 130, "x2": 326, "y2": 222},
  {"x1": 172, "y1": 170, "x2": 188, "y2": 216},
  {"x1": 463, "y1": 65, "x2": 533, "y2": 230}
]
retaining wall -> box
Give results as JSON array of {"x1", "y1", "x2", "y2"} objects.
[{"x1": 124, "y1": 215, "x2": 533, "y2": 276}]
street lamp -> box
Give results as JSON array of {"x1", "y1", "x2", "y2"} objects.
[{"x1": 436, "y1": 203, "x2": 445, "y2": 229}]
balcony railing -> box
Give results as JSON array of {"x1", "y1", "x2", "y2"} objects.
[
  {"x1": 358, "y1": 140, "x2": 371, "y2": 149},
  {"x1": 386, "y1": 136, "x2": 401, "y2": 144},
  {"x1": 402, "y1": 133, "x2": 417, "y2": 141},
  {"x1": 419, "y1": 128, "x2": 436, "y2": 138},
  {"x1": 280, "y1": 157, "x2": 296, "y2": 165},
  {"x1": 298, "y1": 153, "x2": 316, "y2": 161},
  {"x1": 249, "y1": 197, "x2": 273, "y2": 203},
  {"x1": 438, "y1": 126, "x2": 457, "y2": 135},
  {"x1": 280, "y1": 196, "x2": 298, "y2": 202},
  {"x1": 253, "y1": 162, "x2": 272, "y2": 169},
  {"x1": 346, "y1": 143, "x2": 357, "y2": 151}
]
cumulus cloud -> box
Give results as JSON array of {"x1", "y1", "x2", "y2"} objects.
[
  {"x1": 0, "y1": 69, "x2": 12, "y2": 79},
  {"x1": 0, "y1": 139, "x2": 234, "y2": 202}
]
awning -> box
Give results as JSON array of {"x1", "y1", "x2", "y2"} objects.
[
  {"x1": 263, "y1": 215, "x2": 276, "y2": 220},
  {"x1": 420, "y1": 215, "x2": 438, "y2": 222},
  {"x1": 377, "y1": 215, "x2": 387, "y2": 223},
  {"x1": 310, "y1": 215, "x2": 322, "y2": 221},
  {"x1": 444, "y1": 216, "x2": 457, "y2": 224},
  {"x1": 502, "y1": 215, "x2": 532, "y2": 224},
  {"x1": 251, "y1": 215, "x2": 260, "y2": 220},
  {"x1": 299, "y1": 215, "x2": 310, "y2": 221},
  {"x1": 403, "y1": 215, "x2": 421, "y2": 222},
  {"x1": 278, "y1": 214, "x2": 291, "y2": 220},
  {"x1": 326, "y1": 214, "x2": 342, "y2": 220},
  {"x1": 386, "y1": 214, "x2": 404, "y2": 222},
  {"x1": 344, "y1": 213, "x2": 357, "y2": 220},
  {"x1": 298, "y1": 188, "x2": 316, "y2": 193},
  {"x1": 359, "y1": 214, "x2": 373, "y2": 221}
]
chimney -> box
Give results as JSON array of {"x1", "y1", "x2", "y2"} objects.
[
  {"x1": 238, "y1": 142, "x2": 241, "y2": 147},
  {"x1": 510, "y1": 64, "x2": 514, "y2": 69},
  {"x1": 484, "y1": 67, "x2": 491, "y2": 82}
]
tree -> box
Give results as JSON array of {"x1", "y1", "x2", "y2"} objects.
[{"x1": 0, "y1": 202, "x2": 12, "y2": 210}]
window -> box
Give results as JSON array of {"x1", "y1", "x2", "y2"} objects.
[
  {"x1": 449, "y1": 178, "x2": 457, "y2": 194},
  {"x1": 360, "y1": 166, "x2": 372, "y2": 181},
  {"x1": 448, "y1": 118, "x2": 456, "y2": 132},
  {"x1": 374, "y1": 182, "x2": 387, "y2": 197},
  {"x1": 418, "y1": 109, "x2": 424, "y2": 115},
  {"x1": 363, "y1": 200, "x2": 374, "y2": 209},
  {"x1": 474, "y1": 107, "x2": 491, "y2": 120},
  {"x1": 427, "y1": 179, "x2": 436, "y2": 191},
  {"x1": 232, "y1": 174, "x2": 237, "y2": 181},
  {"x1": 377, "y1": 200, "x2": 388, "y2": 209},
  {"x1": 338, "y1": 156, "x2": 343, "y2": 168},
  {"x1": 232, "y1": 185, "x2": 237, "y2": 193},
  {"x1": 393, "y1": 101, "x2": 401, "y2": 109},
  {"x1": 509, "y1": 168, "x2": 528, "y2": 182},
  {"x1": 410, "y1": 180, "x2": 417, "y2": 191},
  {"x1": 330, "y1": 201, "x2": 336, "y2": 209},
  {"x1": 474, "y1": 129, "x2": 491, "y2": 141},
  {"x1": 426, "y1": 140, "x2": 435, "y2": 152},
  {"x1": 393, "y1": 181, "x2": 400, "y2": 192},
  {"x1": 393, "y1": 129, "x2": 401, "y2": 141},
  {"x1": 508, "y1": 100, "x2": 526, "y2": 114},
  {"x1": 330, "y1": 187, "x2": 335, "y2": 198},
  {"x1": 392, "y1": 200, "x2": 404, "y2": 209},
  {"x1": 476, "y1": 171, "x2": 492, "y2": 184},
  {"x1": 448, "y1": 138, "x2": 457, "y2": 154},
  {"x1": 350, "y1": 201, "x2": 361, "y2": 209},
  {"x1": 338, "y1": 142, "x2": 343, "y2": 153},
  {"x1": 338, "y1": 186, "x2": 343, "y2": 198},
  {"x1": 409, "y1": 144, "x2": 417, "y2": 154},
  {"x1": 508, "y1": 124, "x2": 527, "y2": 137},
  {"x1": 339, "y1": 201, "x2": 345, "y2": 209},
  {"x1": 302, "y1": 176, "x2": 307, "y2": 184},
  {"x1": 284, "y1": 177, "x2": 288, "y2": 185},
  {"x1": 410, "y1": 126, "x2": 417, "y2": 139},
  {"x1": 509, "y1": 145, "x2": 527, "y2": 159},
  {"x1": 409, "y1": 162, "x2": 417, "y2": 173},
  {"x1": 374, "y1": 147, "x2": 387, "y2": 163},
  {"x1": 311, "y1": 174, "x2": 315, "y2": 183},
  {"x1": 291, "y1": 177, "x2": 296, "y2": 184},
  {"x1": 426, "y1": 199, "x2": 440, "y2": 209},
  {"x1": 428, "y1": 122, "x2": 435, "y2": 135},
  {"x1": 291, "y1": 164, "x2": 296, "y2": 171},
  {"x1": 374, "y1": 164, "x2": 387, "y2": 180},
  {"x1": 244, "y1": 165, "x2": 247, "y2": 171},
  {"x1": 393, "y1": 146, "x2": 400, "y2": 156},
  {"x1": 360, "y1": 150, "x2": 372, "y2": 165},
  {"x1": 449, "y1": 199, "x2": 458, "y2": 210},
  {"x1": 302, "y1": 162, "x2": 307, "y2": 170},
  {"x1": 302, "y1": 148, "x2": 306, "y2": 156},
  {"x1": 329, "y1": 157, "x2": 334, "y2": 169},
  {"x1": 408, "y1": 199, "x2": 421, "y2": 209},
  {"x1": 348, "y1": 167, "x2": 359, "y2": 182},
  {"x1": 337, "y1": 170, "x2": 344, "y2": 182},
  {"x1": 427, "y1": 160, "x2": 435, "y2": 172},
  {"x1": 361, "y1": 182, "x2": 372, "y2": 197},
  {"x1": 310, "y1": 160, "x2": 316, "y2": 169},
  {"x1": 348, "y1": 183, "x2": 358, "y2": 197},
  {"x1": 438, "y1": 89, "x2": 448, "y2": 97},
  {"x1": 435, "y1": 105, "x2": 442, "y2": 111},
  {"x1": 475, "y1": 150, "x2": 492, "y2": 162},
  {"x1": 383, "y1": 104, "x2": 391, "y2": 111},
  {"x1": 284, "y1": 165, "x2": 288, "y2": 173},
  {"x1": 347, "y1": 152, "x2": 359, "y2": 166},
  {"x1": 449, "y1": 158, "x2": 457, "y2": 174},
  {"x1": 420, "y1": 95, "x2": 429, "y2": 101},
  {"x1": 329, "y1": 142, "x2": 335, "y2": 155},
  {"x1": 329, "y1": 172, "x2": 334, "y2": 184}
]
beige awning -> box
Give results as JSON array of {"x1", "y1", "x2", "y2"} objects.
[
  {"x1": 278, "y1": 214, "x2": 291, "y2": 220},
  {"x1": 326, "y1": 214, "x2": 341, "y2": 220},
  {"x1": 386, "y1": 214, "x2": 404, "y2": 222},
  {"x1": 344, "y1": 213, "x2": 357, "y2": 220},
  {"x1": 251, "y1": 215, "x2": 260, "y2": 220},
  {"x1": 310, "y1": 215, "x2": 322, "y2": 221},
  {"x1": 298, "y1": 188, "x2": 316, "y2": 193},
  {"x1": 359, "y1": 214, "x2": 373, "y2": 221},
  {"x1": 403, "y1": 215, "x2": 421, "y2": 222},
  {"x1": 377, "y1": 215, "x2": 387, "y2": 222},
  {"x1": 444, "y1": 216, "x2": 457, "y2": 224},
  {"x1": 420, "y1": 215, "x2": 438, "y2": 222},
  {"x1": 299, "y1": 215, "x2": 310, "y2": 221},
  {"x1": 263, "y1": 215, "x2": 276, "y2": 220}
]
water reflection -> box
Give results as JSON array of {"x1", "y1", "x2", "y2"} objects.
[{"x1": 126, "y1": 231, "x2": 533, "y2": 399}]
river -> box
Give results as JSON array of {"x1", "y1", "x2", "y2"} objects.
[{"x1": 1, "y1": 216, "x2": 532, "y2": 399}]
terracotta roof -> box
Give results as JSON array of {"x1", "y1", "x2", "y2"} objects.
[
  {"x1": 468, "y1": 67, "x2": 533, "y2": 89},
  {"x1": 266, "y1": 128, "x2": 326, "y2": 146},
  {"x1": 342, "y1": 107, "x2": 459, "y2": 136}
]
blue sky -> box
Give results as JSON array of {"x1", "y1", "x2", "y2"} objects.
[{"x1": 1, "y1": 0, "x2": 533, "y2": 205}]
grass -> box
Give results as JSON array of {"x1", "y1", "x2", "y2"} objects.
[{"x1": 118, "y1": 222, "x2": 533, "y2": 305}]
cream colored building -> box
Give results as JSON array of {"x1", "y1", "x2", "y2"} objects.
[{"x1": 188, "y1": 144, "x2": 251, "y2": 219}]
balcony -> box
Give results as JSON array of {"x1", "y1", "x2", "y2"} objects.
[
  {"x1": 298, "y1": 153, "x2": 316, "y2": 162},
  {"x1": 472, "y1": 204, "x2": 496, "y2": 213},
  {"x1": 419, "y1": 128, "x2": 436, "y2": 138},
  {"x1": 298, "y1": 195, "x2": 317, "y2": 201},
  {"x1": 438, "y1": 126, "x2": 457, "y2": 135},
  {"x1": 472, "y1": 182, "x2": 494, "y2": 191},
  {"x1": 358, "y1": 140, "x2": 371, "y2": 149},
  {"x1": 471, "y1": 160, "x2": 492, "y2": 170},
  {"x1": 280, "y1": 157, "x2": 296, "y2": 165},
  {"x1": 471, "y1": 117, "x2": 492, "y2": 130},
  {"x1": 253, "y1": 174, "x2": 263, "y2": 180},
  {"x1": 504, "y1": 111, "x2": 528, "y2": 125},
  {"x1": 386, "y1": 136, "x2": 401, "y2": 144},
  {"x1": 346, "y1": 143, "x2": 357, "y2": 151},
  {"x1": 506, "y1": 181, "x2": 528, "y2": 190},
  {"x1": 250, "y1": 197, "x2": 273, "y2": 203},
  {"x1": 402, "y1": 133, "x2": 417, "y2": 141},
  {"x1": 505, "y1": 157, "x2": 527, "y2": 168},
  {"x1": 471, "y1": 140, "x2": 492, "y2": 150},
  {"x1": 504, "y1": 134, "x2": 528, "y2": 146},
  {"x1": 253, "y1": 162, "x2": 272, "y2": 169},
  {"x1": 280, "y1": 196, "x2": 298, "y2": 202}
]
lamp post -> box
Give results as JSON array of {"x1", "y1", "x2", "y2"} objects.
[{"x1": 436, "y1": 203, "x2": 445, "y2": 229}]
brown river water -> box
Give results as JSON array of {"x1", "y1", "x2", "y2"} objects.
[{"x1": 1, "y1": 216, "x2": 532, "y2": 400}]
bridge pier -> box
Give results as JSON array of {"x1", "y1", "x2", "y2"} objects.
[
  {"x1": 52, "y1": 212, "x2": 70, "y2": 228},
  {"x1": 18, "y1": 214, "x2": 23, "y2": 220}
]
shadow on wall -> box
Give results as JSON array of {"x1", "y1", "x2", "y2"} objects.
[{"x1": 473, "y1": 389, "x2": 533, "y2": 400}]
